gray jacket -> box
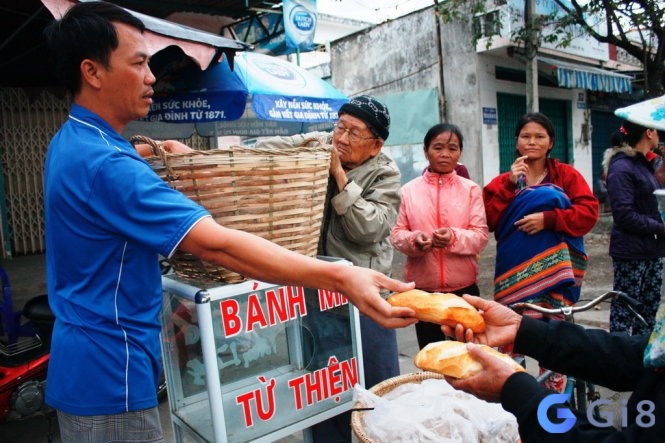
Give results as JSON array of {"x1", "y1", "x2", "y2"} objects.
[
  {"x1": 255, "y1": 132, "x2": 401, "y2": 279},
  {"x1": 319, "y1": 151, "x2": 401, "y2": 281}
]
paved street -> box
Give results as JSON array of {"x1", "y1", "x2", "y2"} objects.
[{"x1": 0, "y1": 216, "x2": 626, "y2": 441}]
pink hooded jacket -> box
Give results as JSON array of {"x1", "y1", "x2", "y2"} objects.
[{"x1": 391, "y1": 169, "x2": 489, "y2": 292}]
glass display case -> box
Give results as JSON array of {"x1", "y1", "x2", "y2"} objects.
[{"x1": 160, "y1": 265, "x2": 362, "y2": 442}]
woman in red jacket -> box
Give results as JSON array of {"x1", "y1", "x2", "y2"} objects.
[
  {"x1": 483, "y1": 112, "x2": 599, "y2": 390},
  {"x1": 483, "y1": 113, "x2": 599, "y2": 237}
]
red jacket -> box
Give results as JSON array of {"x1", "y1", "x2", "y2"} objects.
[{"x1": 483, "y1": 158, "x2": 599, "y2": 237}]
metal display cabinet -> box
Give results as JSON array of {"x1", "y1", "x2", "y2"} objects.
[{"x1": 160, "y1": 267, "x2": 363, "y2": 442}]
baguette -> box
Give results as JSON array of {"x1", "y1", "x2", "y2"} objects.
[
  {"x1": 387, "y1": 289, "x2": 486, "y2": 333},
  {"x1": 414, "y1": 340, "x2": 526, "y2": 379}
]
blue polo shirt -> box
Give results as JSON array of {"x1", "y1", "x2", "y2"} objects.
[{"x1": 44, "y1": 104, "x2": 209, "y2": 415}]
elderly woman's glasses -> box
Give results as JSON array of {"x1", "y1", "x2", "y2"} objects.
[{"x1": 333, "y1": 123, "x2": 376, "y2": 143}]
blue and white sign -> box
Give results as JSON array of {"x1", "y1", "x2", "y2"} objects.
[
  {"x1": 144, "y1": 52, "x2": 347, "y2": 125},
  {"x1": 284, "y1": 0, "x2": 317, "y2": 52},
  {"x1": 483, "y1": 107, "x2": 497, "y2": 125}
]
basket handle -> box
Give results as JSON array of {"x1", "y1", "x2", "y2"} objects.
[
  {"x1": 295, "y1": 135, "x2": 331, "y2": 149},
  {"x1": 130, "y1": 134, "x2": 162, "y2": 156},
  {"x1": 130, "y1": 135, "x2": 178, "y2": 181}
]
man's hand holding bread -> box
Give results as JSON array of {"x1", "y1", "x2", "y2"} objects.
[{"x1": 388, "y1": 292, "x2": 525, "y2": 402}]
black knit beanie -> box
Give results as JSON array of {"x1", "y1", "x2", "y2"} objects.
[{"x1": 338, "y1": 95, "x2": 390, "y2": 140}]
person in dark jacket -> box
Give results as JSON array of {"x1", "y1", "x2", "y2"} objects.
[
  {"x1": 455, "y1": 162, "x2": 471, "y2": 179},
  {"x1": 443, "y1": 295, "x2": 665, "y2": 443},
  {"x1": 604, "y1": 121, "x2": 665, "y2": 335}
]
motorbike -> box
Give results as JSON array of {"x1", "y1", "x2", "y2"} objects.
[
  {"x1": 0, "y1": 264, "x2": 168, "y2": 440},
  {"x1": 0, "y1": 266, "x2": 54, "y2": 437}
]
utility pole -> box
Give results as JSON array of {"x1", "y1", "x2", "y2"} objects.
[
  {"x1": 525, "y1": 0, "x2": 539, "y2": 112},
  {"x1": 433, "y1": 0, "x2": 446, "y2": 120}
]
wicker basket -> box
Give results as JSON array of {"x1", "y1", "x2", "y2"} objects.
[
  {"x1": 351, "y1": 371, "x2": 445, "y2": 443},
  {"x1": 131, "y1": 135, "x2": 331, "y2": 283}
]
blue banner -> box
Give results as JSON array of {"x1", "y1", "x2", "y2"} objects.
[
  {"x1": 283, "y1": 0, "x2": 317, "y2": 52},
  {"x1": 142, "y1": 52, "x2": 347, "y2": 124},
  {"x1": 252, "y1": 95, "x2": 347, "y2": 122},
  {"x1": 144, "y1": 90, "x2": 248, "y2": 123}
]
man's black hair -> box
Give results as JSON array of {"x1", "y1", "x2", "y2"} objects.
[{"x1": 43, "y1": 2, "x2": 145, "y2": 94}]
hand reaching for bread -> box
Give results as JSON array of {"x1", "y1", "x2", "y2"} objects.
[
  {"x1": 388, "y1": 289, "x2": 528, "y2": 401},
  {"x1": 428, "y1": 342, "x2": 525, "y2": 403},
  {"x1": 387, "y1": 289, "x2": 486, "y2": 333},
  {"x1": 441, "y1": 295, "x2": 523, "y2": 347},
  {"x1": 413, "y1": 340, "x2": 525, "y2": 379},
  {"x1": 408, "y1": 295, "x2": 530, "y2": 403}
]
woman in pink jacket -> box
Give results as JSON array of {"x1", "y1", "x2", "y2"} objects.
[{"x1": 391, "y1": 123, "x2": 489, "y2": 348}]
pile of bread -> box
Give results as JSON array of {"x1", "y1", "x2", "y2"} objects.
[{"x1": 387, "y1": 289, "x2": 524, "y2": 378}]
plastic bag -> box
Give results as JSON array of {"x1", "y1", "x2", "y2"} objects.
[{"x1": 353, "y1": 378, "x2": 519, "y2": 443}]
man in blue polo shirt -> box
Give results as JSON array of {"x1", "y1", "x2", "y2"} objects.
[{"x1": 43, "y1": 3, "x2": 416, "y2": 441}]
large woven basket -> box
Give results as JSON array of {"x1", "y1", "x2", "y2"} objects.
[
  {"x1": 351, "y1": 371, "x2": 445, "y2": 443},
  {"x1": 132, "y1": 135, "x2": 331, "y2": 283}
]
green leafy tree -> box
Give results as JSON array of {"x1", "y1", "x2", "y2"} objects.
[
  {"x1": 551, "y1": 0, "x2": 665, "y2": 97},
  {"x1": 436, "y1": 0, "x2": 665, "y2": 97}
]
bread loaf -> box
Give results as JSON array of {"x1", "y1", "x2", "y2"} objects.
[
  {"x1": 414, "y1": 340, "x2": 526, "y2": 379},
  {"x1": 387, "y1": 289, "x2": 485, "y2": 333}
]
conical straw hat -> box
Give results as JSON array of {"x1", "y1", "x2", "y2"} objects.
[{"x1": 615, "y1": 94, "x2": 665, "y2": 130}]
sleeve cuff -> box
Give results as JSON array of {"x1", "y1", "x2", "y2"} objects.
[
  {"x1": 503, "y1": 175, "x2": 518, "y2": 191},
  {"x1": 501, "y1": 371, "x2": 550, "y2": 422},
  {"x1": 542, "y1": 210, "x2": 556, "y2": 230},
  {"x1": 513, "y1": 316, "x2": 548, "y2": 355},
  {"x1": 331, "y1": 180, "x2": 362, "y2": 215}
]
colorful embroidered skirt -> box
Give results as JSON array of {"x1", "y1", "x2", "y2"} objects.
[{"x1": 493, "y1": 184, "x2": 587, "y2": 311}]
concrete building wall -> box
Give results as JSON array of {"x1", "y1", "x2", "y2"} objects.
[
  {"x1": 328, "y1": 5, "x2": 595, "y2": 188},
  {"x1": 439, "y1": 18, "x2": 483, "y2": 183},
  {"x1": 476, "y1": 54, "x2": 592, "y2": 186},
  {"x1": 329, "y1": 8, "x2": 440, "y2": 97}
]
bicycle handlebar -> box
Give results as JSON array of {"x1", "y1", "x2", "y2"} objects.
[{"x1": 509, "y1": 290, "x2": 645, "y2": 322}]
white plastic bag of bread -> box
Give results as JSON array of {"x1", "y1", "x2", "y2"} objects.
[
  {"x1": 353, "y1": 377, "x2": 519, "y2": 442},
  {"x1": 387, "y1": 289, "x2": 486, "y2": 333}
]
